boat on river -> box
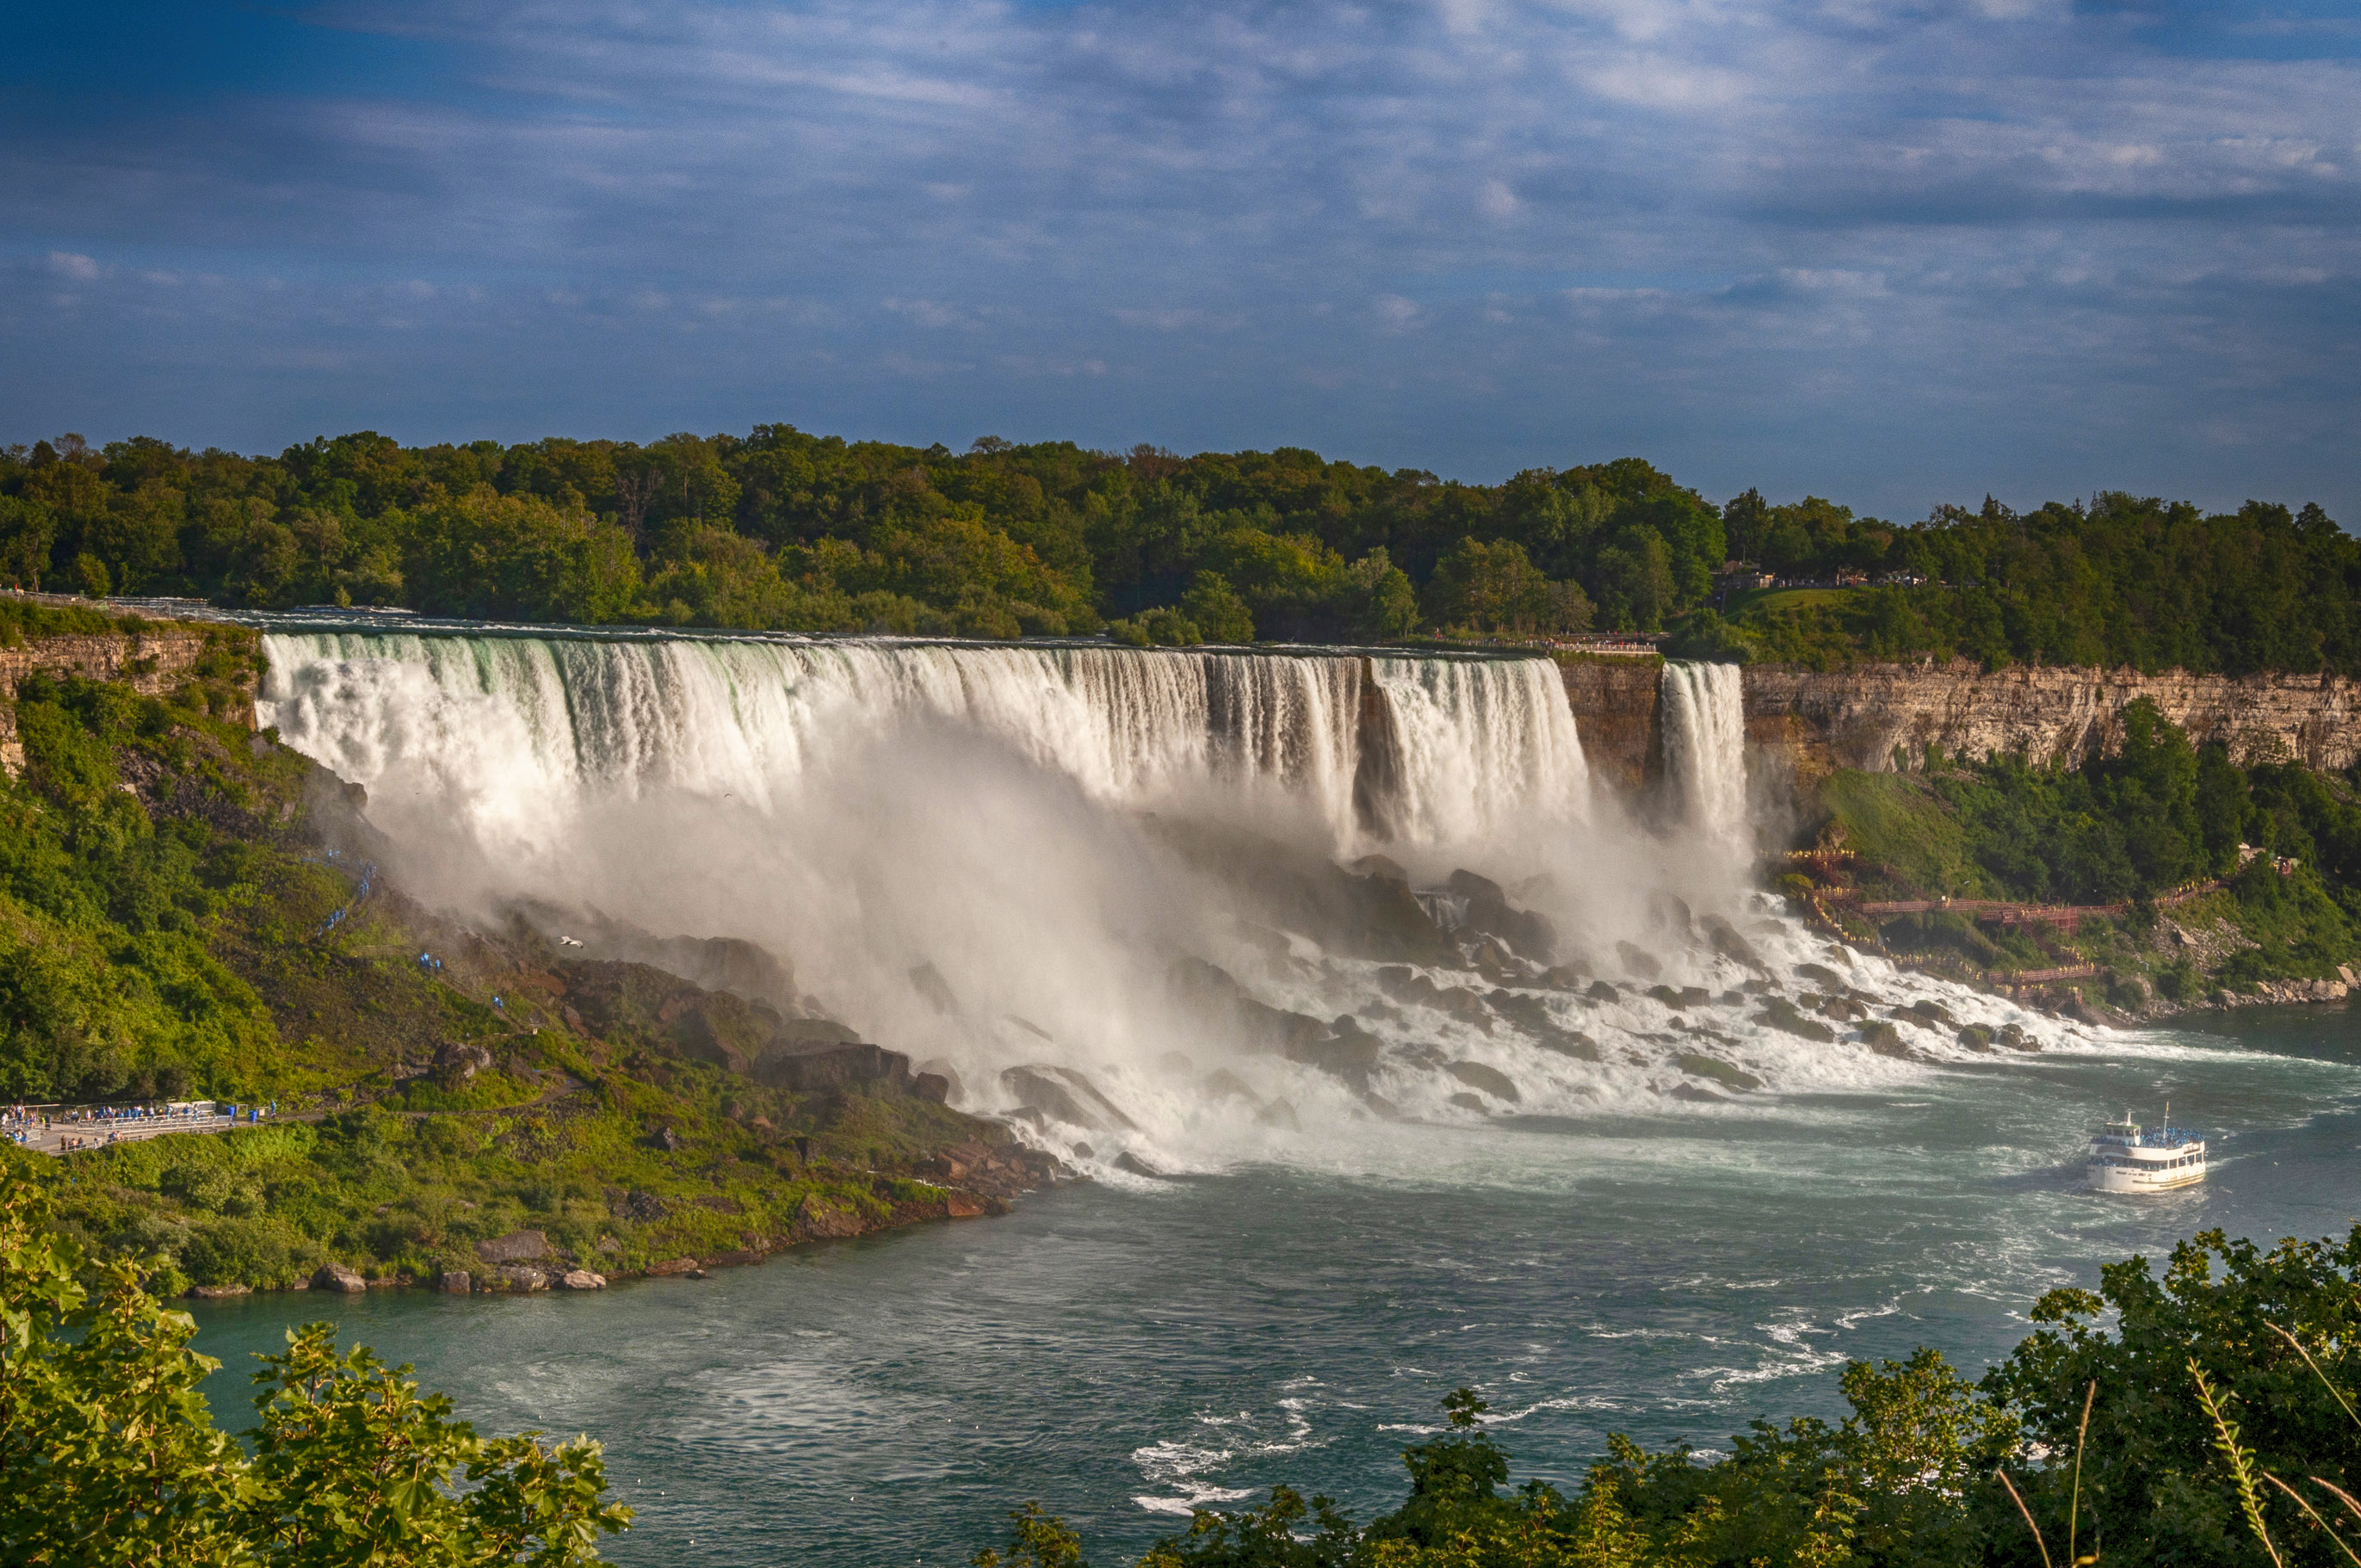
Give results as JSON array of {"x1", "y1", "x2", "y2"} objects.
[{"x1": 2088, "y1": 1108, "x2": 2206, "y2": 1193}]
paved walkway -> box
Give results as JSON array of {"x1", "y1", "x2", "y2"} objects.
[{"x1": 10, "y1": 1111, "x2": 252, "y2": 1156}]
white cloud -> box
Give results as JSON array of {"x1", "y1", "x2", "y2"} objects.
[{"x1": 47, "y1": 252, "x2": 100, "y2": 281}]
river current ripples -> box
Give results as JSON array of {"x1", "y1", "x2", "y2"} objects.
[{"x1": 192, "y1": 1007, "x2": 2361, "y2": 1566}]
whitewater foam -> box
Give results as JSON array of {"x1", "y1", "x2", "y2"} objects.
[{"x1": 256, "y1": 630, "x2": 2075, "y2": 1178}]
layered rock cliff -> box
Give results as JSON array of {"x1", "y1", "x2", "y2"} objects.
[
  {"x1": 0, "y1": 620, "x2": 256, "y2": 775},
  {"x1": 1741, "y1": 659, "x2": 2361, "y2": 787},
  {"x1": 1555, "y1": 655, "x2": 1663, "y2": 794}
]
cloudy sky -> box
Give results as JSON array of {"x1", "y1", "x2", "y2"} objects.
[{"x1": 3, "y1": 0, "x2": 2356, "y2": 519}]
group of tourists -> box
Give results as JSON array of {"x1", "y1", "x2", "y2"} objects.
[{"x1": 4, "y1": 1100, "x2": 272, "y2": 1152}]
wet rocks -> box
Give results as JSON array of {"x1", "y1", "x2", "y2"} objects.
[
  {"x1": 1753, "y1": 997, "x2": 1837, "y2": 1042},
  {"x1": 312, "y1": 1263, "x2": 368, "y2": 1293},
  {"x1": 1447, "y1": 868, "x2": 1558, "y2": 963},
  {"x1": 754, "y1": 1038, "x2": 914, "y2": 1094},
  {"x1": 1585, "y1": 980, "x2": 1621, "y2": 1003},
  {"x1": 559, "y1": 1269, "x2": 607, "y2": 1291},
  {"x1": 1444, "y1": 1060, "x2": 1521, "y2": 1102},
  {"x1": 1002, "y1": 1065, "x2": 1138, "y2": 1132},
  {"x1": 1675, "y1": 1053, "x2": 1762, "y2": 1092},
  {"x1": 1616, "y1": 941, "x2": 1663, "y2": 979},
  {"x1": 436, "y1": 1269, "x2": 472, "y2": 1293},
  {"x1": 1956, "y1": 1024, "x2": 1995, "y2": 1052},
  {"x1": 1646, "y1": 985, "x2": 1712, "y2": 1010},
  {"x1": 1701, "y1": 915, "x2": 1767, "y2": 973},
  {"x1": 188, "y1": 1282, "x2": 250, "y2": 1299},
  {"x1": 644, "y1": 1256, "x2": 700, "y2": 1277},
  {"x1": 913, "y1": 1140, "x2": 1061, "y2": 1195},
  {"x1": 1857, "y1": 1021, "x2": 1915, "y2": 1059},
  {"x1": 1256, "y1": 1098, "x2": 1301, "y2": 1131}
]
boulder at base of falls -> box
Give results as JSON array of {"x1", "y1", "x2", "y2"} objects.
[
  {"x1": 1536, "y1": 1030, "x2": 1602, "y2": 1062},
  {"x1": 1701, "y1": 915, "x2": 1768, "y2": 973},
  {"x1": 1444, "y1": 1060, "x2": 1520, "y2": 1102},
  {"x1": 755, "y1": 1039, "x2": 915, "y2": 1094},
  {"x1": 1996, "y1": 1022, "x2": 2039, "y2": 1052},
  {"x1": 1446, "y1": 869, "x2": 1558, "y2": 963},
  {"x1": 312, "y1": 1264, "x2": 368, "y2": 1294},
  {"x1": 1857, "y1": 1022, "x2": 1915, "y2": 1059},
  {"x1": 1794, "y1": 962, "x2": 1845, "y2": 990},
  {"x1": 1646, "y1": 985, "x2": 1713, "y2": 1010},
  {"x1": 1115, "y1": 1151, "x2": 1166, "y2": 1179},
  {"x1": 1753, "y1": 997, "x2": 1837, "y2": 1043},
  {"x1": 1285, "y1": 1018, "x2": 1382, "y2": 1089},
  {"x1": 436, "y1": 1270, "x2": 471, "y2": 1293},
  {"x1": 913, "y1": 1072, "x2": 952, "y2": 1103},
  {"x1": 559, "y1": 1269, "x2": 607, "y2": 1291},
  {"x1": 1201, "y1": 1069, "x2": 1259, "y2": 1104},
  {"x1": 1001, "y1": 1065, "x2": 1138, "y2": 1132},
  {"x1": 1675, "y1": 1053, "x2": 1762, "y2": 1092},
  {"x1": 1668, "y1": 1083, "x2": 1726, "y2": 1103},
  {"x1": 1956, "y1": 1024, "x2": 1996, "y2": 1052},
  {"x1": 1616, "y1": 941, "x2": 1663, "y2": 980},
  {"x1": 1256, "y1": 1098, "x2": 1301, "y2": 1131},
  {"x1": 1585, "y1": 979, "x2": 1621, "y2": 1003},
  {"x1": 915, "y1": 1059, "x2": 967, "y2": 1102},
  {"x1": 1362, "y1": 1090, "x2": 1403, "y2": 1120},
  {"x1": 1448, "y1": 1091, "x2": 1488, "y2": 1112},
  {"x1": 1899, "y1": 998, "x2": 1956, "y2": 1028}
]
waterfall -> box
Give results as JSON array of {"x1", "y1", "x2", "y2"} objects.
[
  {"x1": 257, "y1": 634, "x2": 1577, "y2": 858},
  {"x1": 1660, "y1": 660, "x2": 1750, "y2": 858},
  {"x1": 255, "y1": 627, "x2": 2064, "y2": 1176}
]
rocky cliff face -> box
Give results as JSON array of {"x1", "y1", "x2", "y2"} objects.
[
  {"x1": 1, "y1": 622, "x2": 254, "y2": 775},
  {"x1": 1741, "y1": 659, "x2": 2361, "y2": 786},
  {"x1": 1556, "y1": 655, "x2": 1663, "y2": 794}
]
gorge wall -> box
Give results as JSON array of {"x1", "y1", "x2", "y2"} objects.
[
  {"x1": 1741, "y1": 660, "x2": 2361, "y2": 787},
  {"x1": 1554, "y1": 656, "x2": 1662, "y2": 794},
  {"x1": 0, "y1": 621, "x2": 254, "y2": 775}
]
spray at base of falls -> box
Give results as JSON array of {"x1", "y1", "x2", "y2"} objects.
[{"x1": 257, "y1": 630, "x2": 2082, "y2": 1181}]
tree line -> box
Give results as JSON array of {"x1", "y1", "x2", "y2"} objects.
[{"x1": 2, "y1": 429, "x2": 2352, "y2": 670}]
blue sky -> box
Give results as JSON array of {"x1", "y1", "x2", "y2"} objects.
[{"x1": 3, "y1": 0, "x2": 2357, "y2": 522}]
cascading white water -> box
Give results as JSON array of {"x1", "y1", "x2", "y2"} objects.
[
  {"x1": 257, "y1": 628, "x2": 2073, "y2": 1177},
  {"x1": 1660, "y1": 660, "x2": 1751, "y2": 858}
]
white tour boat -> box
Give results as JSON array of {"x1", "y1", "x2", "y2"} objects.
[{"x1": 2088, "y1": 1108, "x2": 2206, "y2": 1193}]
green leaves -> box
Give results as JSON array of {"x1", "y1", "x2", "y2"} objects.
[{"x1": 0, "y1": 1159, "x2": 633, "y2": 1565}]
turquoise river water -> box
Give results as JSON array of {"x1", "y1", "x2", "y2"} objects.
[{"x1": 189, "y1": 1006, "x2": 2361, "y2": 1565}]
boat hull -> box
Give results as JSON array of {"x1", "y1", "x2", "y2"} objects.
[{"x1": 2089, "y1": 1159, "x2": 2205, "y2": 1193}]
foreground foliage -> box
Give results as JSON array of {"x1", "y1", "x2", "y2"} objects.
[
  {"x1": 979, "y1": 1226, "x2": 2361, "y2": 1567},
  {"x1": 0, "y1": 1159, "x2": 633, "y2": 1565}
]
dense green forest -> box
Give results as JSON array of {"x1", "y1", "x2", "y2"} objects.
[{"x1": 2, "y1": 429, "x2": 2354, "y2": 670}]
